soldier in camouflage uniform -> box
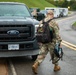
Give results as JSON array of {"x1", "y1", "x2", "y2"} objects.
[
  {"x1": 31, "y1": 9, "x2": 37, "y2": 19},
  {"x1": 32, "y1": 10, "x2": 62, "y2": 74}
]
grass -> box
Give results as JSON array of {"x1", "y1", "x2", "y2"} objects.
[
  {"x1": 72, "y1": 22, "x2": 76, "y2": 30},
  {"x1": 0, "y1": 0, "x2": 55, "y2": 9},
  {"x1": 68, "y1": 11, "x2": 71, "y2": 14},
  {"x1": 73, "y1": 22, "x2": 76, "y2": 26}
]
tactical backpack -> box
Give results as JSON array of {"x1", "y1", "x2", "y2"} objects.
[{"x1": 36, "y1": 19, "x2": 54, "y2": 43}]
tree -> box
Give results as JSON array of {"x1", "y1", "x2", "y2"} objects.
[
  {"x1": 46, "y1": 0, "x2": 76, "y2": 10},
  {"x1": 61, "y1": 0, "x2": 68, "y2": 7}
]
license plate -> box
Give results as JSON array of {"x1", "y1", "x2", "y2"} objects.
[{"x1": 8, "y1": 44, "x2": 19, "y2": 50}]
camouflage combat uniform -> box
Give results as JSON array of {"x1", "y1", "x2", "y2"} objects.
[
  {"x1": 35, "y1": 18, "x2": 62, "y2": 65},
  {"x1": 31, "y1": 9, "x2": 37, "y2": 19}
]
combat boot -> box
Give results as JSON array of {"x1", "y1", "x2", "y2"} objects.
[
  {"x1": 54, "y1": 65, "x2": 61, "y2": 71},
  {"x1": 32, "y1": 62, "x2": 39, "y2": 74}
]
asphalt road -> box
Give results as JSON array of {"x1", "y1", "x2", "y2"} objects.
[
  {"x1": 7, "y1": 12, "x2": 76, "y2": 75},
  {"x1": 58, "y1": 13, "x2": 76, "y2": 45}
]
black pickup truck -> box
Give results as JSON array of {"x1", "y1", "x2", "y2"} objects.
[{"x1": 0, "y1": 2, "x2": 39, "y2": 60}]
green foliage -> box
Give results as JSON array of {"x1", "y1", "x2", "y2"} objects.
[
  {"x1": 0, "y1": 0, "x2": 55, "y2": 9},
  {"x1": 72, "y1": 21, "x2": 76, "y2": 30},
  {"x1": 46, "y1": 0, "x2": 76, "y2": 10},
  {"x1": 61, "y1": 0, "x2": 68, "y2": 7},
  {"x1": 73, "y1": 22, "x2": 76, "y2": 26},
  {"x1": 69, "y1": 0, "x2": 76, "y2": 10}
]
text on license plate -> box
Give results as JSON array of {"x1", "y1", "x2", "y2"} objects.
[{"x1": 8, "y1": 44, "x2": 19, "y2": 50}]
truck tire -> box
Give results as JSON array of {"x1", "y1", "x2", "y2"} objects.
[{"x1": 32, "y1": 55, "x2": 38, "y2": 61}]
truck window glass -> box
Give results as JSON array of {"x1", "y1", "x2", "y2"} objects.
[{"x1": 0, "y1": 5, "x2": 31, "y2": 17}]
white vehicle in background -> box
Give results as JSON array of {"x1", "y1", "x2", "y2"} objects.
[
  {"x1": 45, "y1": 7, "x2": 60, "y2": 18},
  {"x1": 45, "y1": 7, "x2": 68, "y2": 18},
  {"x1": 58, "y1": 8, "x2": 68, "y2": 17}
]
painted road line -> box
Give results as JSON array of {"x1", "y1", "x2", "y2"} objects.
[
  {"x1": 62, "y1": 40, "x2": 76, "y2": 48},
  {"x1": 9, "y1": 60, "x2": 17, "y2": 75},
  {"x1": 61, "y1": 42, "x2": 76, "y2": 51},
  {"x1": 57, "y1": 15, "x2": 76, "y2": 50}
]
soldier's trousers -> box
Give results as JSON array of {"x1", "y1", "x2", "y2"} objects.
[{"x1": 35, "y1": 42, "x2": 59, "y2": 65}]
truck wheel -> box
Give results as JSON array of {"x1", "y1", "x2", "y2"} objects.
[{"x1": 32, "y1": 55, "x2": 38, "y2": 61}]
